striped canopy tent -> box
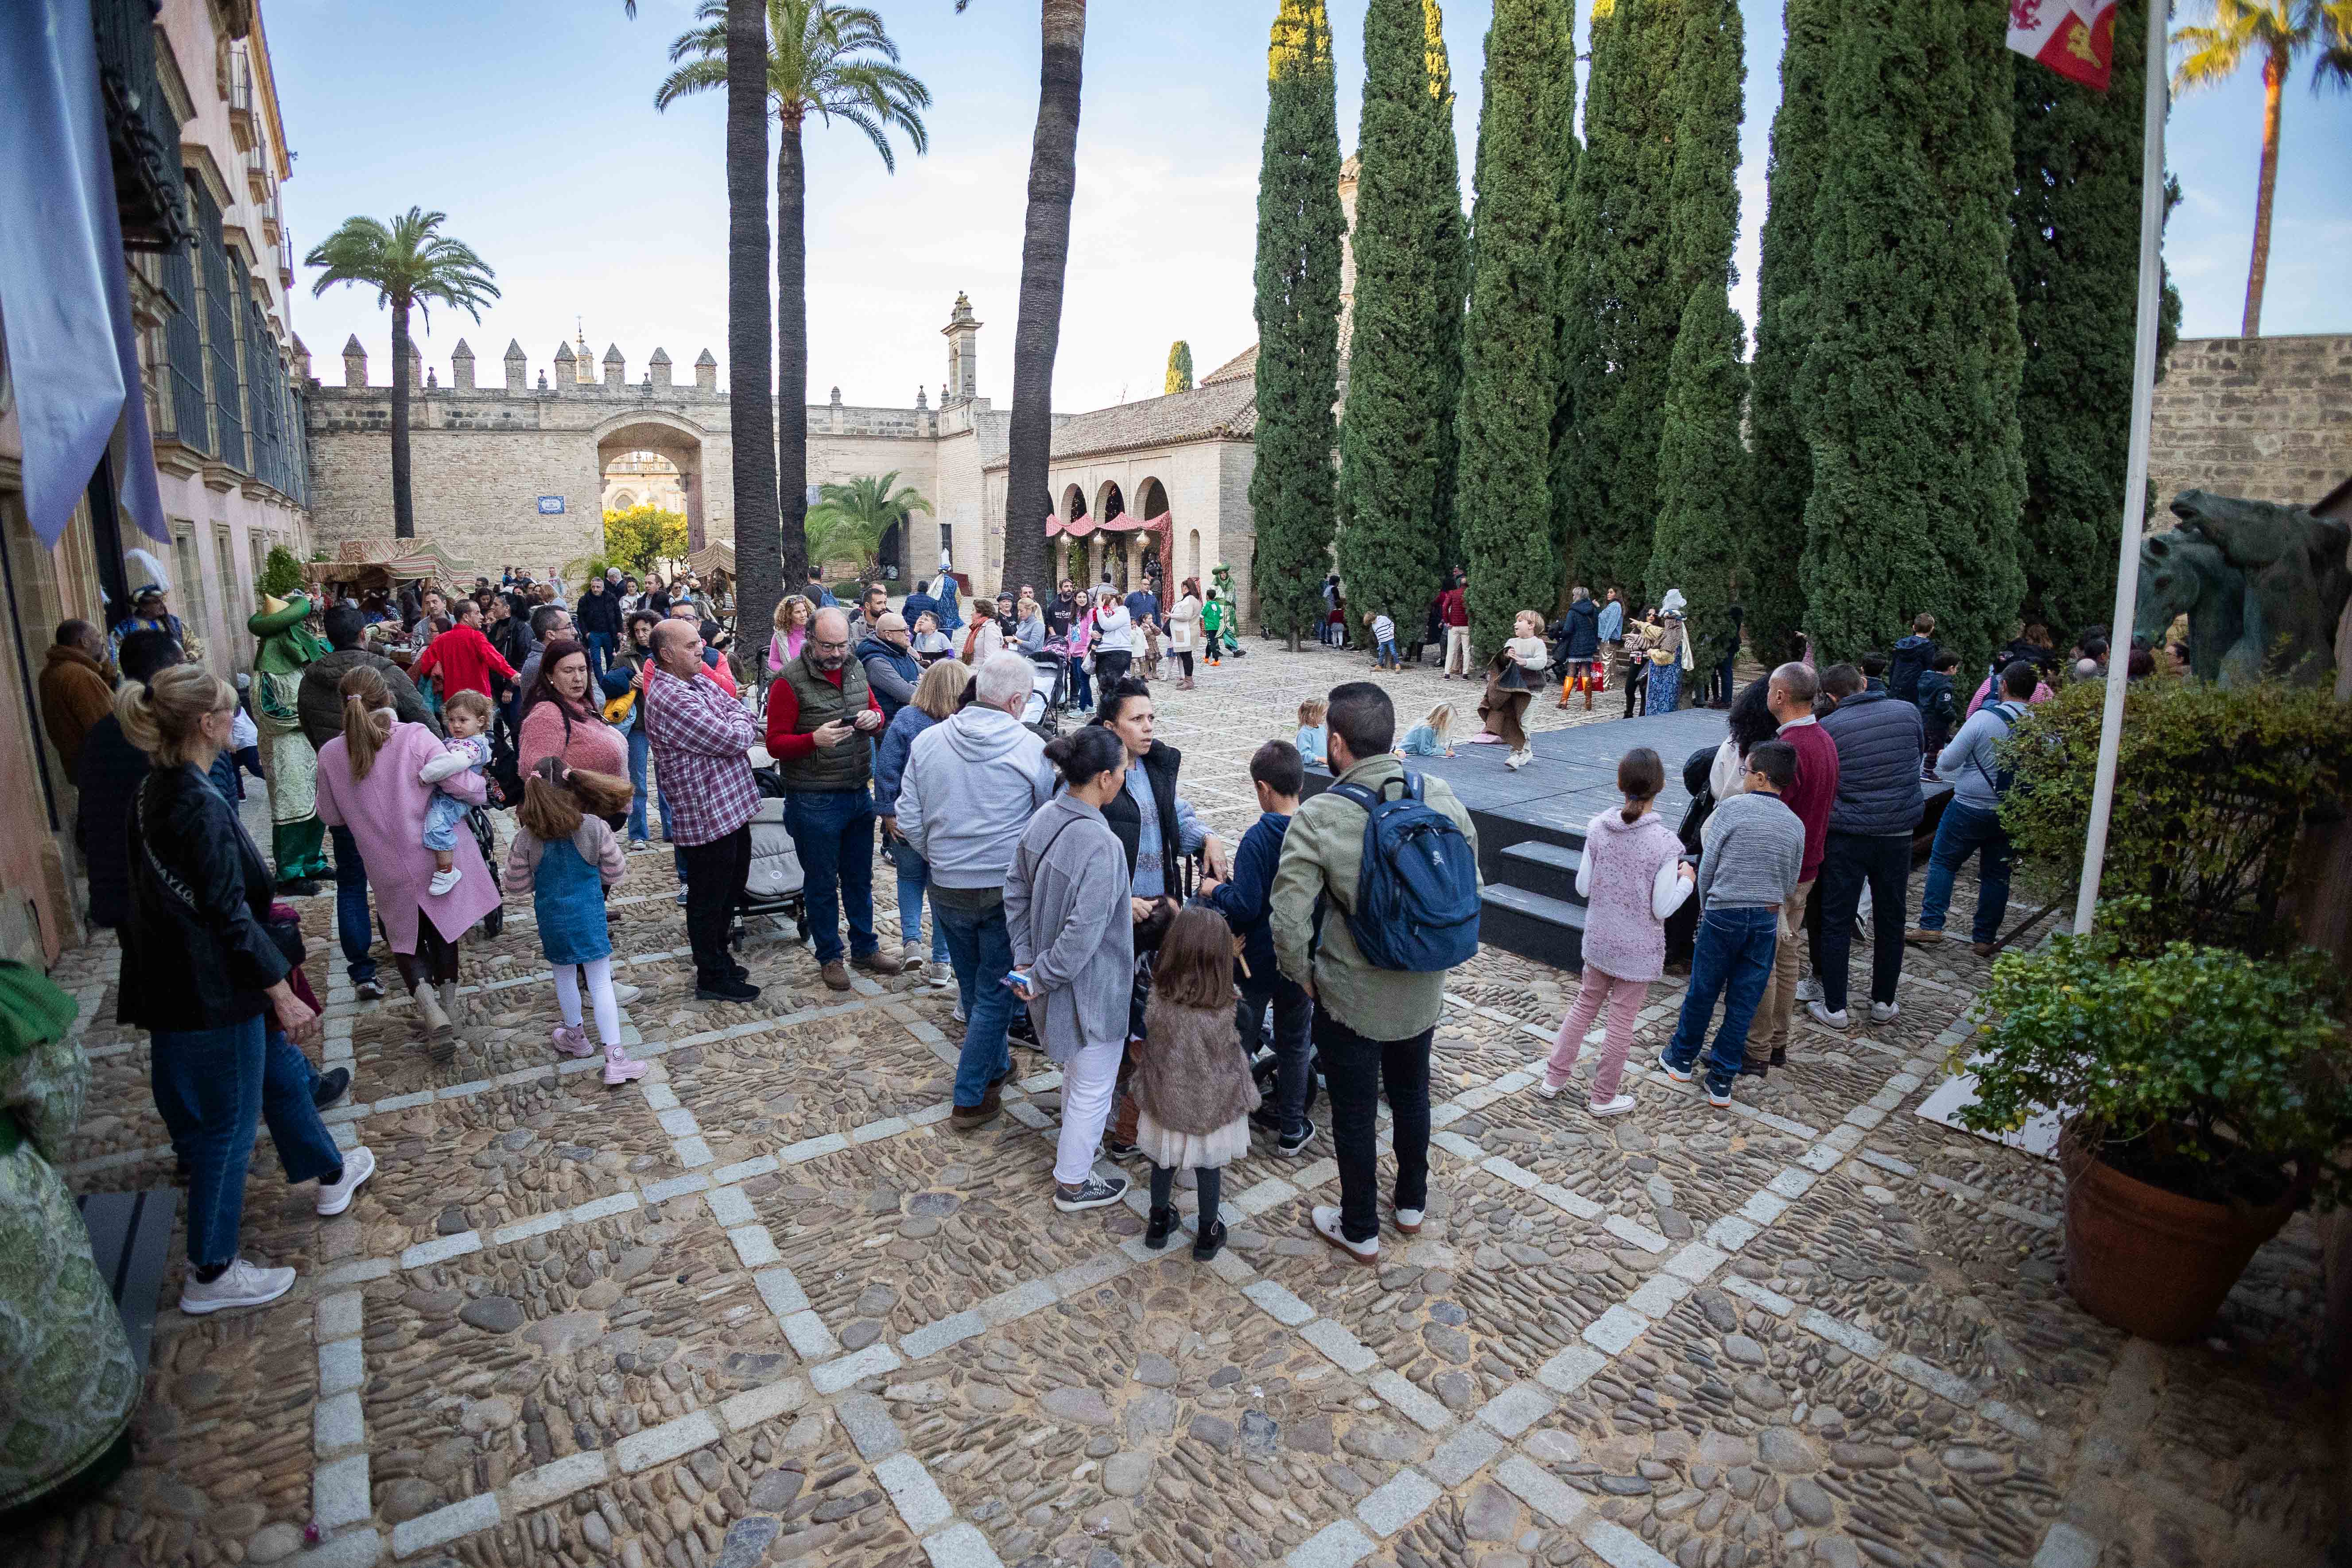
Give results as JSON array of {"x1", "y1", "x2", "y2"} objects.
[
  {"x1": 303, "y1": 538, "x2": 478, "y2": 591},
  {"x1": 684, "y1": 537, "x2": 735, "y2": 586},
  {"x1": 1045, "y1": 510, "x2": 1172, "y2": 546}
]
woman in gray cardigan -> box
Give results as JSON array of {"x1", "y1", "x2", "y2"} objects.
[{"x1": 1008, "y1": 725, "x2": 1136, "y2": 1213}]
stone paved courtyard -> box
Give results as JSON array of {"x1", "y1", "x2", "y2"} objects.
[{"x1": 13, "y1": 642, "x2": 2340, "y2": 1568}]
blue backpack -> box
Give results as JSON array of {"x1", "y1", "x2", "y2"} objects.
[{"x1": 1326, "y1": 774, "x2": 1481, "y2": 972}]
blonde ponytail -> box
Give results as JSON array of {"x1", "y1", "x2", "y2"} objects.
[
  {"x1": 114, "y1": 665, "x2": 233, "y2": 767},
  {"x1": 337, "y1": 666, "x2": 395, "y2": 780}
]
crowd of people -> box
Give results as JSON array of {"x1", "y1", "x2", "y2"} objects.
[{"x1": 30, "y1": 534, "x2": 2142, "y2": 1336}]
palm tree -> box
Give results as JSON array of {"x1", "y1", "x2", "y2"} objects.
[
  {"x1": 304, "y1": 210, "x2": 498, "y2": 540},
  {"x1": 659, "y1": 0, "x2": 929, "y2": 630},
  {"x1": 2172, "y1": 0, "x2": 2352, "y2": 335},
  {"x1": 959, "y1": 0, "x2": 1086, "y2": 595},
  {"x1": 805, "y1": 470, "x2": 933, "y2": 577}
]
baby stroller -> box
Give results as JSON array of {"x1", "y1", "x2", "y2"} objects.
[
  {"x1": 1024, "y1": 649, "x2": 1068, "y2": 738},
  {"x1": 741, "y1": 765, "x2": 811, "y2": 946}
]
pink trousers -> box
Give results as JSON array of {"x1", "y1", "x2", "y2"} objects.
[{"x1": 1545, "y1": 966, "x2": 1650, "y2": 1104}]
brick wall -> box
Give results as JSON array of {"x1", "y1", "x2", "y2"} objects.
[{"x1": 2148, "y1": 334, "x2": 2352, "y2": 508}]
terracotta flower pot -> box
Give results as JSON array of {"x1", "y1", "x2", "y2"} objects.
[{"x1": 2059, "y1": 1129, "x2": 2300, "y2": 1343}]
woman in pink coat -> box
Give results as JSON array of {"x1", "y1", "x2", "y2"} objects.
[{"x1": 314, "y1": 665, "x2": 501, "y2": 1060}]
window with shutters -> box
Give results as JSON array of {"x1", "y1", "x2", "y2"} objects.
[
  {"x1": 158, "y1": 222, "x2": 210, "y2": 454},
  {"x1": 245, "y1": 298, "x2": 280, "y2": 492},
  {"x1": 191, "y1": 186, "x2": 246, "y2": 473}
]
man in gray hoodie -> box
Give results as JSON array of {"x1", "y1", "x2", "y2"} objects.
[{"x1": 900, "y1": 652, "x2": 1060, "y2": 1128}]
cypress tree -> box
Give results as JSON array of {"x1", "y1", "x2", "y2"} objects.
[
  {"x1": 1335, "y1": 0, "x2": 1463, "y2": 644},
  {"x1": 1797, "y1": 0, "x2": 2026, "y2": 668},
  {"x1": 1164, "y1": 340, "x2": 1194, "y2": 393},
  {"x1": 1543, "y1": 0, "x2": 1586, "y2": 600},
  {"x1": 2009, "y1": 0, "x2": 2180, "y2": 644},
  {"x1": 1424, "y1": 0, "x2": 1471, "y2": 586},
  {"x1": 1644, "y1": 0, "x2": 1747, "y2": 616},
  {"x1": 1741, "y1": 0, "x2": 1835, "y2": 668},
  {"x1": 1455, "y1": 0, "x2": 1568, "y2": 654},
  {"x1": 1247, "y1": 0, "x2": 1345, "y2": 649},
  {"x1": 1561, "y1": 0, "x2": 1684, "y2": 604}
]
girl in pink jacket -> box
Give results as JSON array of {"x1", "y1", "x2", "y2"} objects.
[{"x1": 1540, "y1": 748, "x2": 1694, "y2": 1115}]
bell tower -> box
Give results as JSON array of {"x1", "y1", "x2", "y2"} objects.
[{"x1": 941, "y1": 292, "x2": 980, "y2": 407}]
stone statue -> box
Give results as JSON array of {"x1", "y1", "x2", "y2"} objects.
[{"x1": 2135, "y1": 490, "x2": 2352, "y2": 689}]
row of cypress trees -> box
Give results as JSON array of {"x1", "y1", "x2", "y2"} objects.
[{"x1": 1247, "y1": 0, "x2": 2169, "y2": 667}]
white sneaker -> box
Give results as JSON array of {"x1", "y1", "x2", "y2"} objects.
[
  {"x1": 1869, "y1": 1000, "x2": 1901, "y2": 1025},
  {"x1": 1588, "y1": 1093, "x2": 1637, "y2": 1117},
  {"x1": 1536, "y1": 1077, "x2": 1565, "y2": 1099},
  {"x1": 427, "y1": 867, "x2": 461, "y2": 897},
  {"x1": 952, "y1": 1000, "x2": 967, "y2": 1025},
  {"x1": 1310, "y1": 1204, "x2": 1378, "y2": 1264},
  {"x1": 179, "y1": 1257, "x2": 296, "y2": 1315},
  {"x1": 1808, "y1": 1000, "x2": 1851, "y2": 1031},
  {"x1": 1505, "y1": 749, "x2": 1532, "y2": 771},
  {"x1": 612, "y1": 982, "x2": 643, "y2": 1006},
  {"x1": 927, "y1": 964, "x2": 956, "y2": 991},
  {"x1": 1795, "y1": 975, "x2": 1821, "y2": 1004},
  {"x1": 1393, "y1": 1207, "x2": 1424, "y2": 1235},
  {"x1": 316, "y1": 1145, "x2": 377, "y2": 1216}
]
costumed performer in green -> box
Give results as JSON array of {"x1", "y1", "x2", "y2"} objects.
[{"x1": 250, "y1": 593, "x2": 333, "y2": 890}]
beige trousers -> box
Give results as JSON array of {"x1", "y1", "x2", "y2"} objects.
[
  {"x1": 1444, "y1": 625, "x2": 1472, "y2": 676},
  {"x1": 1750, "y1": 877, "x2": 1814, "y2": 1054}
]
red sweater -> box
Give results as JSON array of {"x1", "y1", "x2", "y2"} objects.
[
  {"x1": 762, "y1": 667, "x2": 882, "y2": 761},
  {"x1": 1777, "y1": 716, "x2": 1840, "y2": 883},
  {"x1": 1439, "y1": 588, "x2": 1469, "y2": 629},
  {"x1": 409, "y1": 623, "x2": 516, "y2": 700}
]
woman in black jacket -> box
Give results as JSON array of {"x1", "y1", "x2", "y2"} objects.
[{"x1": 116, "y1": 665, "x2": 376, "y2": 1316}]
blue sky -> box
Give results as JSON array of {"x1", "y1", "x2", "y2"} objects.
[{"x1": 267, "y1": 0, "x2": 2350, "y2": 415}]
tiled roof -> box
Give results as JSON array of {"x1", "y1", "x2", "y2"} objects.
[
  {"x1": 1200, "y1": 344, "x2": 1258, "y2": 385},
  {"x1": 983, "y1": 378, "x2": 1258, "y2": 468}
]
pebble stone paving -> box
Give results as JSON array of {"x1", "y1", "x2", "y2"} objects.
[{"x1": 14, "y1": 642, "x2": 2340, "y2": 1568}]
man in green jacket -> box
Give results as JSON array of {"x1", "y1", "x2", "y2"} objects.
[{"x1": 1271, "y1": 681, "x2": 1478, "y2": 1264}]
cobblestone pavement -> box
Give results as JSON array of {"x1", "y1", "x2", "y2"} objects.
[{"x1": 17, "y1": 643, "x2": 2338, "y2": 1568}]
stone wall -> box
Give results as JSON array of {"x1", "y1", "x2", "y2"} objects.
[{"x1": 2148, "y1": 334, "x2": 2352, "y2": 508}]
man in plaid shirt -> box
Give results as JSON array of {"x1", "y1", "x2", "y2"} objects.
[{"x1": 641, "y1": 619, "x2": 761, "y2": 1001}]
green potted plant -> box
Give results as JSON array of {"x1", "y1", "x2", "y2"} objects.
[{"x1": 1956, "y1": 919, "x2": 2352, "y2": 1340}]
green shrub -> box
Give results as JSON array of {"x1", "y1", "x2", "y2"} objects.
[
  {"x1": 1956, "y1": 920, "x2": 2352, "y2": 1209},
  {"x1": 1999, "y1": 676, "x2": 2352, "y2": 958},
  {"x1": 254, "y1": 544, "x2": 309, "y2": 602}
]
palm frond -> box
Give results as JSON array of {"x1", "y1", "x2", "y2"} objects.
[{"x1": 658, "y1": 0, "x2": 928, "y2": 167}]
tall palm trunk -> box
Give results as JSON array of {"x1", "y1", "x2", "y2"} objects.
[
  {"x1": 1000, "y1": 0, "x2": 1087, "y2": 596},
  {"x1": 2243, "y1": 43, "x2": 2286, "y2": 337},
  {"x1": 727, "y1": 0, "x2": 784, "y2": 631},
  {"x1": 389, "y1": 295, "x2": 415, "y2": 539},
  {"x1": 777, "y1": 113, "x2": 812, "y2": 592}
]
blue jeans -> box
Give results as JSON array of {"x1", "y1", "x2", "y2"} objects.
[
  {"x1": 1376, "y1": 639, "x2": 1398, "y2": 669},
  {"x1": 884, "y1": 835, "x2": 951, "y2": 964},
  {"x1": 937, "y1": 898, "x2": 1014, "y2": 1108},
  {"x1": 783, "y1": 789, "x2": 878, "y2": 964},
  {"x1": 327, "y1": 824, "x2": 376, "y2": 985},
  {"x1": 626, "y1": 722, "x2": 651, "y2": 842},
  {"x1": 1069, "y1": 660, "x2": 1093, "y2": 713},
  {"x1": 1238, "y1": 971, "x2": 1315, "y2": 1137},
  {"x1": 1663, "y1": 905, "x2": 1780, "y2": 1096},
  {"x1": 150, "y1": 1016, "x2": 344, "y2": 1268},
  {"x1": 1917, "y1": 799, "x2": 2011, "y2": 945},
  {"x1": 585, "y1": 630, "x2": 615, "y2": 678}
]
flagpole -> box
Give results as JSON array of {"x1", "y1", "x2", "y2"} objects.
[{"x1": 2072, "y1": 0, "x2": 2171, "y2": 935}]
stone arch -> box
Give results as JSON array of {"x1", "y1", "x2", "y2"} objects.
[
  {"x1": 1133, "y1": 477, "x2": 1169, "y2": 583},
  {"x1": 596, "y1": 414, "x2": 712, "y2": 551},
  {"x1": 1095, "y1": 481, "x2": 1126, "y2": 524},
  {"x1": 1061, "y1": 483, "x2": 1087, "y2": 523},
  {"x1": 1094, "y1": 482, "x2": 1128, "y2": 588},
  {"x1": 610, "y1": 489, "x2": 638, "y2": 511}
]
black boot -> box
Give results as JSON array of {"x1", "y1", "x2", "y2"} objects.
[
  {"x1": 1145, "y1": 1206, "x2": 1179, "y2": 1250},
  {"x1": 1192, "y1": 1217, "x2": 1227, "y2": 1262}
]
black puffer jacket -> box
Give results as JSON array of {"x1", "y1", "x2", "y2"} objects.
[
  {"x1": 1819, "y1": 691, "x2": 1925, "y2": 837},
  {"x1": 117, "y1": 762, "x2": 291, "y2": 1032},
  {"x1": 1558, "y1": 599, "x2": 1602, "y2": 661},
  {"x1": 75, "y1": 716, "x2": 147, "y2": 929}
]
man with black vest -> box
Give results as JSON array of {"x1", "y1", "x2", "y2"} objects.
[
  {"x1": 762, "y1": 607, "x2": 902, "y2": 991},
  {"x1": 1808, "y1": 662, "x2": 1923, "y2": 1031}
]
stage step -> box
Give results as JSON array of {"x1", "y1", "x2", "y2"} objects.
[
  {"x1": 1498, "y1": 838, "x2": 1586, "y2": 905},
  {"x1": 1479, "y1": 884, "x2": 1587, "y2": 973}
]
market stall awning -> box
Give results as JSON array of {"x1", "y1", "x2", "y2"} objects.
[{"x1": 685, "y1": 538, "x2": 735, "y2": 581}]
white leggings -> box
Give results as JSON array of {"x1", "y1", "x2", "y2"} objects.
[
  {"x1": 1054, "y1": 1035, "x2": 1126, "y2": 1186},
  {"x1": 553, "y1": 957, "x2": 620, "y2": 1046}
]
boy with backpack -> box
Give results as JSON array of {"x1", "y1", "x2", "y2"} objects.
[
  {"x1": 1906, "y1": 659, "x2": 2035, "y2": 958},
  {"x1": 1656, "y1": 740, "x2": 1806, "y2": 1108},
  {"x1": 1272, "y1": 681, "x2": 1480, "y2": 1265},
  {"x1": 1915, "y1": 649, "x2": 1963, "y2": 770}
]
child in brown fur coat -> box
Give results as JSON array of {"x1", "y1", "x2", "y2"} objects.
[{"x1": 1133, "y1": 905, "x2": 1262, "y2": 1261}]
